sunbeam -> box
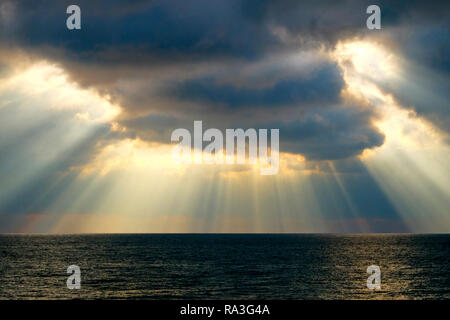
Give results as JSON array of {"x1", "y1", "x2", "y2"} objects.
[{"x1": 335, "y1": 39, "x2": 450, "y2": 232}]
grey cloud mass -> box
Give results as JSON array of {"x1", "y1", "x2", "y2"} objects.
[{"x1": 0, "y1": 0, "x2": 449, "y2": 160}]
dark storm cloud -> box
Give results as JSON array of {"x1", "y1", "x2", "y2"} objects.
[
  {"x1": 169, "y1": 63, "x2": 343, "y2": 109},
  {"x1": 4, "y1": 0, "x2": 448, "y2": 65},
  {"x1": 4, "y1": 0, "x2": 272, "y2": 62},
  {"x1": 397, "y1": 27, "x2": 450, "y2": 75},
  {"x1": 1, "y1": 0, "x2": 449, "y2": 160},
  {"x1": 119, "y1": 101, "x2": 385, "y2": 161},
  {"x1": 267, "y1": 106, "x2": 385, "y2": 160}
]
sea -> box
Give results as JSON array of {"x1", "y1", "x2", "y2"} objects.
[{"x1": 0, "y1": 234, "x2": 448, "y2": 299}]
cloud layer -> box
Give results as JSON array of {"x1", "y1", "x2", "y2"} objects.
[{"x1": 0, "y1": 0, "x2": 449, "y2": 232}]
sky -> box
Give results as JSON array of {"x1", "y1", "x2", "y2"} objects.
[{"x1": 0, "y1": 0, "x2": 449, "y2": 233}]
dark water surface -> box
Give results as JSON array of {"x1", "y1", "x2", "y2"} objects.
[{"x1": 0, "y1": 234, "x2": 448, "y2": 299}]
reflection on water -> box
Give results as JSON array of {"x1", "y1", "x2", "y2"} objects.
[{"x1": 0, "y1": 234, "x2": 448, "y2": 299}]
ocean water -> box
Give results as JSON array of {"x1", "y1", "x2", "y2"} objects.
[{"x1": 0, "y1": 234, "x2": 448, "y2": 300}]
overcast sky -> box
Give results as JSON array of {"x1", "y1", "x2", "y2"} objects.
[{"x1": 0, "y1": 0, "x2": 449, "y2": 233}]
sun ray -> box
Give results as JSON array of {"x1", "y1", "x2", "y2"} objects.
[{"x1": 334, "y1": 39, "x2": 450, "y2": 232}]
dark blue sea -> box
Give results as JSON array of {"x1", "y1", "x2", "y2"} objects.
[{"x1": 0, "y1": 234, "x2": 449, "y2": 299}]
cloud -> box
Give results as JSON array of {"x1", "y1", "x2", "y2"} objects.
[
  {"x1": 7, "y1": 1, "x2": 444, "y2": 143},
  {"x1": 169, "y1": 63, "x2": 343, "y2": 109},
  {"x1": 376, "y1": 27, "x2": 450, "y2": 136},
  {"x1": 1, "y1": 0, "x2": 446, "y2": 164},
  {"x1": 273, "y1": 106, "x2": 385, "y2": 160},
  {"x1": 4, "y1": 1, "x2": 448, "y2": 66}
]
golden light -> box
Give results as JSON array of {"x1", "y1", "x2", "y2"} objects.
[
  {"x1": 0, "y1": 61, "x2": 120, "y2": 122},
  {"x1": 334, "y1": 40, "x2": 397, "y2": 78},
  {"x1": 334, "y1": 39, "x2": 450, "y2": 232}
]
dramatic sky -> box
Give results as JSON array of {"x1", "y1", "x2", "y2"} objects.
[{"x1": 0, "y1": 0, "x2": 449, "y2": 233}]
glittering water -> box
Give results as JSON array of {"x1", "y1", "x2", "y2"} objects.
[{"x1": 0, "y1": 234, "x2": 448, "y2": 299}]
